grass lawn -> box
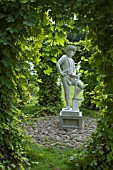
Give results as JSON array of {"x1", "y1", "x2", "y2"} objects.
[{"x1": 26, "y1": 142, "x2": 75, "y2": 170}]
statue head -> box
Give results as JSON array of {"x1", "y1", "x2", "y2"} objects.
[
  {"x1": 64, "y1": 45, "x2": 77, "y2": 58},
  {"x1": 64, "y1": 45, "x2": 77, "y2": 53}
]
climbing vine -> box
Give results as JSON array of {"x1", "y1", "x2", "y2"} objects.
[
  {"x1": 0, "y1": 0, "x2": 49, "y2": 169},
  {"x1": 0, "y1": 0, "x2": 75, "y2": 169},
  {"x1": 1, "y1": 0, "x2": 113, "y2": 169}
]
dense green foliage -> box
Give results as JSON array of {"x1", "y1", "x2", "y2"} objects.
[
  {"x1": 0, "y1": 0, "x2": 75, "y2": 169},
  {"x1": 1, "y1": 0, "x2": 113, "y2": 169},
  {"x1": 0, "y1": 1, "x2": 34, "y2": 169},
  {"x1": 74, "y1": 41, "x2": 98, "y2": 110},
  {"x1": 69, "y1": 0, "x2": 113, "y2": 169},
  {"x1": 36, "y1": 62, "x2": 63, "y2": 113},
  {"x1": 35, "y1": 45, "x2": 65, "y2": 114}
]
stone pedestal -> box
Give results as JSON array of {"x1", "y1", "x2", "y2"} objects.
[
  {"x1": 59, "y1": 108, "x2": 82, "y2": 129},
  {"x1": 59, "y1": 98, "x2": 82, "y2": 129}
]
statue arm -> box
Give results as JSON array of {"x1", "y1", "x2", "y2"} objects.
[{"x1": 56, "y1": 55, "x2": 66, "y2": 76}]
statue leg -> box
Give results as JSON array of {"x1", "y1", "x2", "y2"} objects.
[
  {"x1": 62, "y1": 77, "x2": 70, "y2": 110},
  {"x1": 74, "y1": 80, "x2": 84, "y2": 99},
  {"x1": 74, "y1": 87, "x2": 82, "y2": 98},
  {"x1": 64, "y1": 87, "x2": 70, "y2": 110}
]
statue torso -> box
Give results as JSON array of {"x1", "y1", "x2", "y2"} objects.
[{"x1": 61, "y1": 55, "x2": 75, "y2": 74}]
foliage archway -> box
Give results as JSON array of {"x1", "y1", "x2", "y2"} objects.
[{"x1": 1, "y1": 0, "x2": 113, "y2": 169}]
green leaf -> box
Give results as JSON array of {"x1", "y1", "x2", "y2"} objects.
[
  {"x1": 35, "y1": 58, "x2": 41, "y2": 64},
  {"x1": 99, "y1": 150, "x2": 104, "y2": 155},
  {"x1": 91, "y1": 160, "x2": 97, "y2": 166},
  {"x1": 81, "y1": 56, "x2": 88, "y2": 61},
  {"x1": 44, "y1": 66, "x2": 52, "y2": 75},
  {"x1": 6, "y1": 27, "x2": 14, "y2": 33},
  {"x1": 1, "y1": 76, "x2": 12, "y2": 89},
  {"x1": 10, "y1": 164, "x2": 16, "y2": 168},
  {"x1": 7, "y1": 16, "x2": 15, "y2": 23},
  {"x1": 51, "y1": 57, "x2": 56, "y2": 63},
  {"x1": 0, "y1": 14, "x2": 6, "y2": 19},
  {"x1": 81, "y1": 56, "x2": 85, "y2": 60},
  {"x1": 106, "y1": 144, "x2": 110, "y2": 151},
  {"x1": 98, "y1": 29, "x2": 105, "y2": 35},
  {"x1": 37, "y1": 79, "x2": 42, "y2": 83},
  {"x1": 20, "y1": 0, "x2": 28, "y2": 3},
  {"x1": 0, "y1": 36, "x2": 8, "y2": 45},
  {"x1": 2, "y1": 58, "x2": 12, "y2": 67},
  {"x1": 23, "y1": 19, "x2": 35, "y2": 26},
  {"x1": 8, "y1": 167, "x2": 11, "y2": 170}
]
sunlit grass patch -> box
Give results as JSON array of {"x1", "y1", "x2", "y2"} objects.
[{"x1": 26, "y1": 142, "x2": 75, "y2": 170}]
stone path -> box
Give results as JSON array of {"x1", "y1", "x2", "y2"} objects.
[{"x1": 26, "y1": 116, "x2": 97, "y2": 149}]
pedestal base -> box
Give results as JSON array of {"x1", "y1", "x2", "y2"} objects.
[{"x1": 59, "y1": 108, "x2": 82, "y2": 129}]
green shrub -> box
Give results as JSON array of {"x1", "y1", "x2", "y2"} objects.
[
  {"x1": 35, "y1": 46, "x2": 63, "y2": 113},
  {"x1": 69, "y1": 118, "x2": 113, "y2": 170}
]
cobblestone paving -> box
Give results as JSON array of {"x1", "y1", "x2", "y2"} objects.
[{"x1": 26, "y1": 116, "x2": 97, "y2": 149}]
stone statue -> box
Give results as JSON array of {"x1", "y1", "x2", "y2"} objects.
[{"x1": 56, "y1": 45, "x2": 84, "y2": 110}]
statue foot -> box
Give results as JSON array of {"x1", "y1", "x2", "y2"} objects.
[{"x1": 64, "y1": 107, "x2": 70, "y2": 110}]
